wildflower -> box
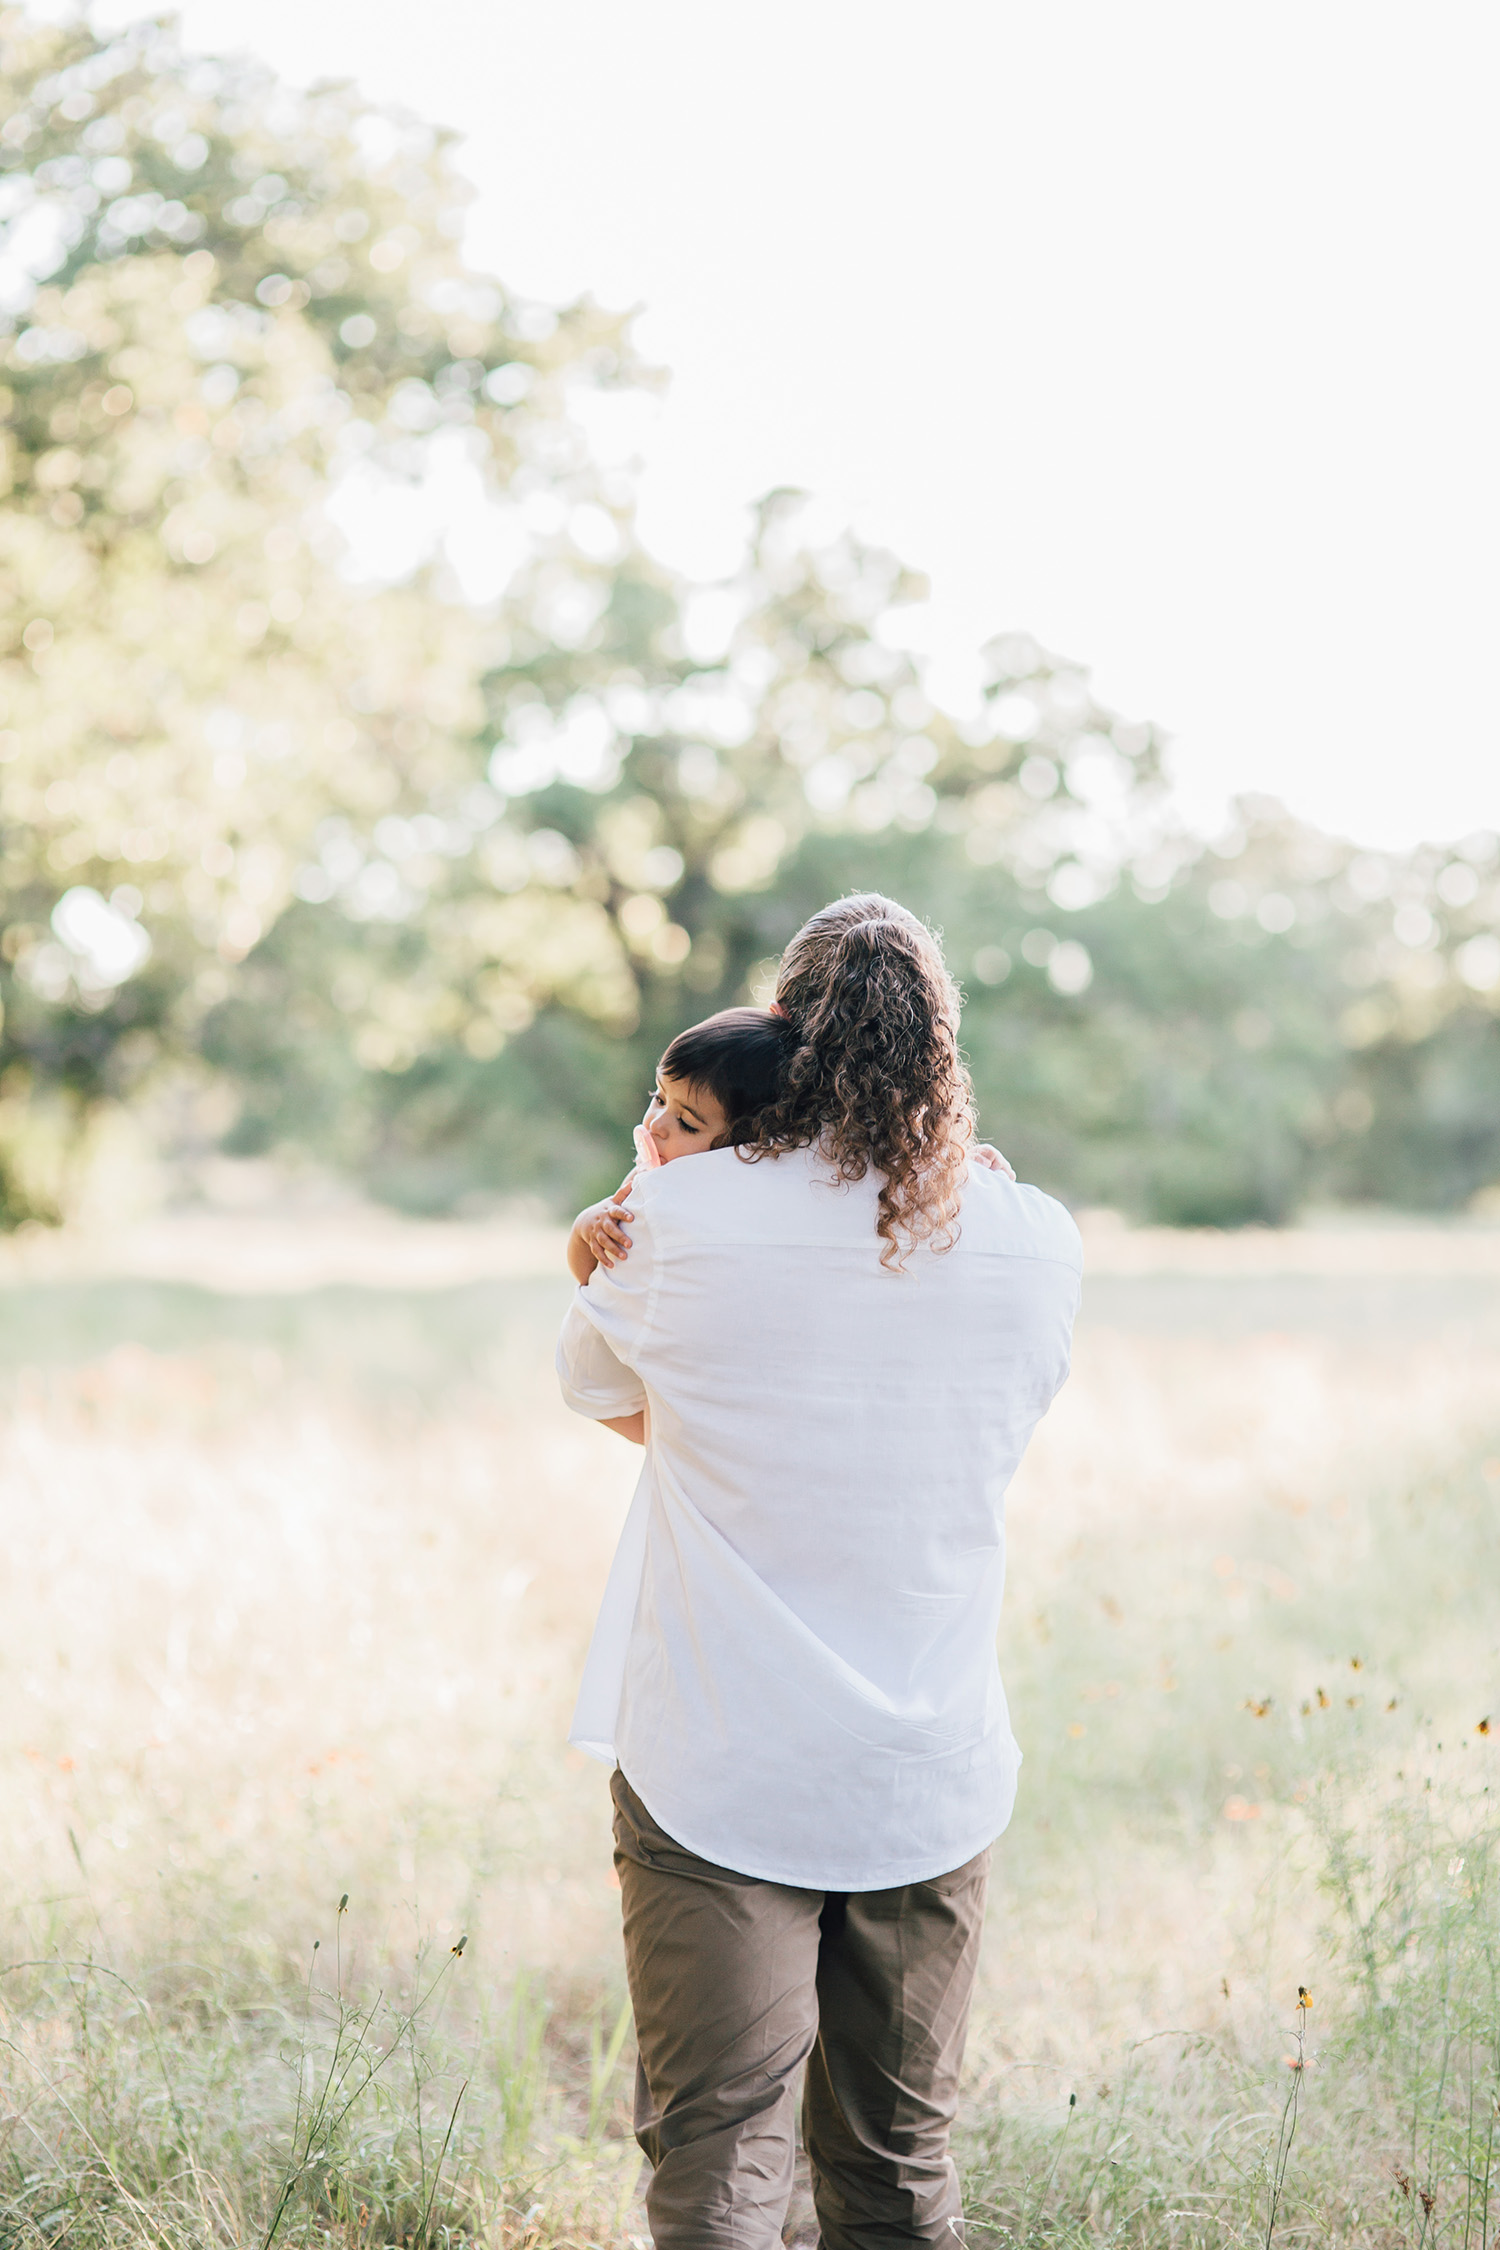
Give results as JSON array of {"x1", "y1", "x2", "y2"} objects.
[
  {"x1": 1245, "y1": 1697, "x2": 1272, "y2": 1717},
  {"x1": 1283, "y1": 2055, "x2": 1305, "y2": 2070},
  {"x1": 1297, "y1": 1985, "x2": 1312, "y2": 2009},
  {"x1": 1350, "y1": 1656, "x2": 1363, "y2": 1670},
  {"x1": 451, "y1": 1933, "x2": 467, "y2": 1956},
  {"x1": 1316, "y1": 1688, "x2": 1330, "y2": 1708},
  {"x1": 1386, "y1": 1699, "x2": 1399, "y2": 1712},
  {"x1": 1479, "y1": 1717, "x2": 1491, "y2": 1736}
]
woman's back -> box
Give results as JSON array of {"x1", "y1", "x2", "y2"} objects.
[{"x1": 558, "y1": 1142, "x2": 1081, "y2": 1889}]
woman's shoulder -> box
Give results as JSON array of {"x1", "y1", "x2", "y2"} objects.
[
  {"x1": 644, "y1": 1143, "x2": 875, "y2": 1240},
  {"x1": 958, "y1": 1170, "x2": 1083, "y2": 1269}
]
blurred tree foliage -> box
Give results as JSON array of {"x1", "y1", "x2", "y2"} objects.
[{"x1": 2, "y1": 10, "x2": 1498, "y2": 1227}]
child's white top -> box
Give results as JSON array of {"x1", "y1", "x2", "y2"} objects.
[{"x1": 556, "y1": 1142, "x2": 1081, "y2": 1891}]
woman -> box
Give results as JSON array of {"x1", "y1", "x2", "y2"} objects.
[{"x1": 557, "y1": 893, "x2": 1081, "y2": 2250}]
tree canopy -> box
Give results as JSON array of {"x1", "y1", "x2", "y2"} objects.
[{"x1": 3, "y1": 9, "x2": 1498, "y2": 1227}]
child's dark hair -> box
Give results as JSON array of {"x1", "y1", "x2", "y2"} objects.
[{"x1": 659, "y1": 1007, "x2": 795, "y2": 1143}]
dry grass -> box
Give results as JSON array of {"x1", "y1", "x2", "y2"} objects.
[{"x1": 0, "y1": 1209, "x2": 1497, "y2": 2246}]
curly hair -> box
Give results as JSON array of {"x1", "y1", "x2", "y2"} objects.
[{"x1": 743, "y1": 893, "x2": 976, "y2": 1267}]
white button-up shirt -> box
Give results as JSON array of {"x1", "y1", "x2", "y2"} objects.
[{"x1": 557, "y1": 1143, "x2": 1081, "y2": 1890}]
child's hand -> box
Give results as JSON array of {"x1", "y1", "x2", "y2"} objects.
[
  {"x1": 973, "y1": 1142, "x2": 1016, "y2": 1180},
  {"x1": 568, "y1": 1185, "x2": 636, "y2": 1284}
]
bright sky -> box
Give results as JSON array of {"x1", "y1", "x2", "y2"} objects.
[{"x1": 95, "y1": 0, "x2": 1500, "y2": 851}]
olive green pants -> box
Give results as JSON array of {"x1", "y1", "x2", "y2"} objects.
[{"x1": 611, "y1": 1769, "x2": 990, "y2": 2250}]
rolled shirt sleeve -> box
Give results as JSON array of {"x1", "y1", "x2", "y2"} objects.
[
  {"x1": 556, "y1": 1301, "x2": 648, "y2": 1419},
  {"x1": 555, "y1": 1185, "x2": 658, "y2": 1420}
]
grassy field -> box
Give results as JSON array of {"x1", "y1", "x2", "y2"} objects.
[{"x1": 1, "y1": 1209, "x2": 1497, "y2": 2248}]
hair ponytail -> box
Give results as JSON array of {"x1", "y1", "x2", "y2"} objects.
[{"x1": 745, "y1": 894, "x2": 975, "y2": 1266}]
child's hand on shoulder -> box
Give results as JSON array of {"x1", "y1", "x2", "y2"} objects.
[
  {"x1": 567, "y1": 1177, "x2": 637, "y2": 1284},
  {"x1": 973, "y1": 1142, "x2": 1016, "y2": 1179}
]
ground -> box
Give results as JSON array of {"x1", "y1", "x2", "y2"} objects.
[{"x1": 1, "y1": 1205, "x2": 1496, "y2": 2246}]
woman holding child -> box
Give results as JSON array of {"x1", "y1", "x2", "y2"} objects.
[{"x1": 557, "y1": 894, "x2": 1081, "y2": 2250}]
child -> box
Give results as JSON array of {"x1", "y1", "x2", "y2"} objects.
[
  {"x1": 568, "y1": 1008, "x2": 790, "y2": 1285},
  {"x1": 567, "y1": 1005, "x2": 1014, "y2": 1287}
]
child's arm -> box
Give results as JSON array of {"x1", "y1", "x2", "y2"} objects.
[
  {"x1": 567, "y1": 1177, "x2": 637, "y2": 1286},
  {"x1": 973, "y1": 1143, "x2": 1016, "y2": 1179}
]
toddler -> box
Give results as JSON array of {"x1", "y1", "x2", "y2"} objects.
[
  {"x1": 567, "y1": 1005, "x2": 1015, "y2": 1287},
  {"x1": 568, "y1": 1008, "x2": 790, "y2": 1285}
]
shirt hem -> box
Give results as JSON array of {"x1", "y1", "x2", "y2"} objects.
[{"x1": 618, "y1": 1765, "x2": 1015, "y2": 1893}]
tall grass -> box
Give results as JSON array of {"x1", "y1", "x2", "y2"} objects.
[
  {"x1": 962, "y1": 1384, "x2": 1500, "y2": 2250},
  {"x1": 0, "y1": 1876, "x2": 653, "y2": 2248},
  {"x1": 963, "y1": 1749, "x2": 1500, "y2": 2249},
  {"x1": 0, "y1": 1225, "x2": 1495, "y2": 2245},
  {"x1": 0, "y1": 1927, "x2": 644, "y2": 2247}
]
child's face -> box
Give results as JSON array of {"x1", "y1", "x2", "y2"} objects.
[{"x1": 645, "y1": 1072, "x2": 730, "y2": 1162}]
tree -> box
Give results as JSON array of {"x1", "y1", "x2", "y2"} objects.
[
  {"x1": 5, "y1": 9, "x2": 1497, "y2": 1229},
  {"x1": 207, "y1": 492, "x2": 1172, "y2": 1209},
  {"x1": 0, "y1": 7, "x2": 636, "y2": 1213}
]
